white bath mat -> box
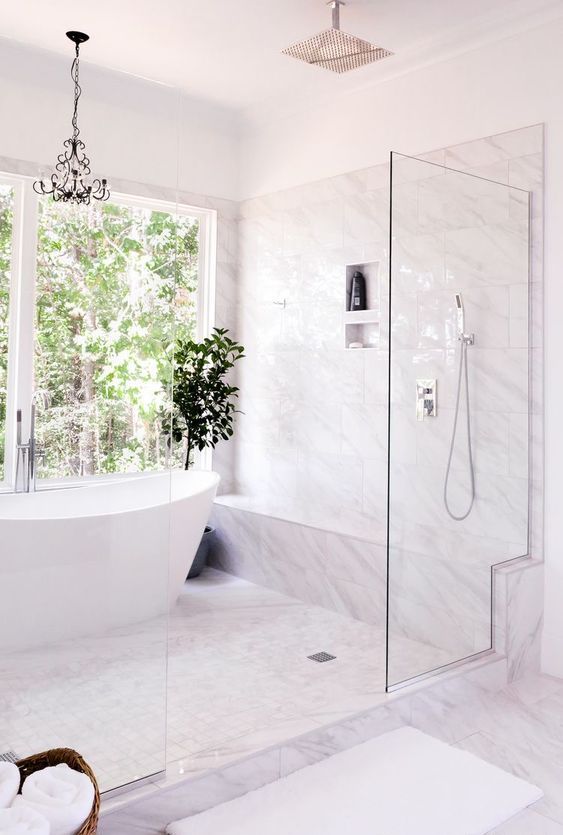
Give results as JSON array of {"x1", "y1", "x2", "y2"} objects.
[{"x1": 166, "y1": 727, "x2": 542, "y2": 835}]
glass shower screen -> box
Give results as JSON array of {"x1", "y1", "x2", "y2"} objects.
[{"x1": 386, "y1": 152, "x2": 530, "y2": 690}]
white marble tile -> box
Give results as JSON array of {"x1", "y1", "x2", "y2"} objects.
[
  {"x1": 327, "y1": 169, "x2": 370, "y2": 197},
  {"x1": 445, "y1": 222, "x2": 529, "y2": 289},
  {"x1": 504, "y1": 562, "x2": 544, "y2": 681},
  {"x1": 445, "y1": 126, "x2": 543, "y2": 171},
  {"x1": 296, "y1": 451, "x2": 364, "y2": 514},
  {"x1": 391, "y1": 153, "x2": 445, "y2": 184},
  {"x1": 509, "y1": 283, "x2": 529, "y2": 348},
  {"x1": 343, "y1": 189, "x2": 389, "y2": 246},
  {"x1": 341, "y1": 403, "x2": 388, "y2": 460},
  {"x1": 279, "y1": 700, "x2": 410, "y2": 778},
  {"x1": 365, "y1": 163, "x2": 390, "y2": 191},
  {"x1": 469, "y1": 347, "x2": 528, "y2": 414},
  {"x1": 235, "y1": 396, "x2": 281, "y2": 447},
  {"x1": 363, "y1": 349, "x2": 389, "y2": 405},
  {"x1": 390, "y1": 181, "x2": 420, "y2": 237},
  {"x1": 508, "y1": 153, "x2": 543, "y2": 199},
  {"x1": 280, "y1": 399, "x2": 342, "y2": 454},
  {"x1": 503, "y1": 675, "x2": 563, "y2": 708},
  {"x1": 509, "y1": 413, "x2": 529, "y2": 479},
  {"x1": 490, "y1": 809, "x2": 563, "y2": 834},
  {"x1": 391, "y1": 233, "x2": 446, "y2": 296},
  {"x1": 418, "y1": 170, "x2": 511, "y2": 233},
  {"x1": 300, "y1": 349, "x2": 364, "y2": 405},
  {"x1": 283, "y1": 201, "x2": 343, "y2": 255},
  {"x1": 298, "y1": 251, "x2": 346, "y2": 306},
  {"x1": 462, "y1": 159, "x2": 510, "y2": 184}
]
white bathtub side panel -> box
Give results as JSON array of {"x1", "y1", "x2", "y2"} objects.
[
  {"x1": 0, "y1": 505, "x2": 171, "y2": 652},
  {"x1": 168, "y1": 481, "x2": 219, "y2": 607}
]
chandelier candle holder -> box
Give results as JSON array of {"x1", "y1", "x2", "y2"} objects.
[{"x1": 34, "y1": 31, "x2": 110, "y2": 205}]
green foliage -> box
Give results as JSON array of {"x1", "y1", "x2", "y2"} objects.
[
  {"x1": 34, "y1": 199, "x2": 200, "y2": 476},
  {"x1": 171, "y1": 328, "x2": 244, "y2": 469}
]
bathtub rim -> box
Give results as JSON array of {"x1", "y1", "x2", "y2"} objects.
[{"x1": 0, "y1": 469, "x2": 220, "y2": 522}]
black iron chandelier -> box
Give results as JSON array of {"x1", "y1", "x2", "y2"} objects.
[{"x1": 33, "y1": 31, "x2": 110, "y2": 205}]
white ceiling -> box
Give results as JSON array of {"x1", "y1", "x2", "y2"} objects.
[{"x1": 2, "y1": 0, "x2": 563, "y2": 118}]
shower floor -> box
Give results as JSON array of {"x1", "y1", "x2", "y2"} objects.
[
  {"x1": 0, "y1": 568, "x2": 449, "y2": 793},
  {"x1": 166, "y1": 569, "x2": 457, "y2": 778}
]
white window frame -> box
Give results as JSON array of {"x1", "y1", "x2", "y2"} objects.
[{"x1": 0, "y1": 173, "x2": 217, "y2": 490}]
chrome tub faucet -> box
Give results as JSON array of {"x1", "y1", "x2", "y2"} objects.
[{"x1": 15, "y1": 390, "x2": 49, "y2": 492}]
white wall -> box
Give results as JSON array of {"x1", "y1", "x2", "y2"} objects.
[
  {"x1": 0, "y1": 38, "x2": 240, "y2": 201},
  {"x1": 238, "y1": 17, "x2": 563, "y2": 677}
]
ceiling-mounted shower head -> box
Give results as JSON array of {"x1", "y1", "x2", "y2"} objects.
[{"x1": 282, "y1": 1, "x2": 393, "y2": 74}]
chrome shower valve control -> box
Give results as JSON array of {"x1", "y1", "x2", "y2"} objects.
[{"x1": 416, "y1": 379, "x2": 437, "y2": 421}]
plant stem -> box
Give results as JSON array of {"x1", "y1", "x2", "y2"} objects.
[{"x1": 185, "y1": 437, "x2": 192, "y2": 470}]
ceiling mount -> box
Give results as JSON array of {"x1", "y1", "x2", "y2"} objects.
[
  {"x1": 66, "y1": 31, "x2": 90, "y2": 45},
  {"x1": 327, "y1": 0, "x2": 345, "y2": 30}
]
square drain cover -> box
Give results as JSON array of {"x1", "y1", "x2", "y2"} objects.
[
  {"x1": 0, "y1": 751, "x2": 18, "y2": 763},
  {"x1": 308, "y1": 652, "x2": 336, "y2": 663}
]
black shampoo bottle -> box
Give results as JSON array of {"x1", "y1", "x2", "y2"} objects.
[{"x1": 350, "y1": 270, "x2": 366, "y2": 311}]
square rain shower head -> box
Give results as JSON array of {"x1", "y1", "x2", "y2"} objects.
[{"x1": 282, "y1": 27, "x2": 393, "y2": 74}]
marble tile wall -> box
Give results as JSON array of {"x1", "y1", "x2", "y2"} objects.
[
  {"x1": 494, "y1": 559, "x2": 544, "y2": 682},
  {"x1": 210, "y1": 501, "x2": 387, "y2": 626},
  {"x1": 212, "y1": 125, "x2": 544, "y2": 683}
]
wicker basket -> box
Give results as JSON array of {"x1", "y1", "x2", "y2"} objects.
[{"x1": 15, "y1": 748, "x2": 100, "y2": 835}]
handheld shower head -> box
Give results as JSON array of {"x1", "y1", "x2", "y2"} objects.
[
  {"x1": 454, "y1": 292, "x2": 474, "y2": 346},
  {"x1": 455, "y1": 293, "x2": 465, "y2": 339}
]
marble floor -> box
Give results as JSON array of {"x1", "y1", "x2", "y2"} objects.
[
  {"x1": 408, "y1": 672, "x2": 563, "y2": 833},
  {"x1": 99, "y1": 670, "x2": 563, "y2": 834},
  {"x1": 165, "y1": 568, "x2": 449, "y2": 778},
  {"x1": 0, "y1": 567, "x2": 448, "y2": 794}
]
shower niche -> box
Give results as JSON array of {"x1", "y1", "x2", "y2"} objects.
[{"x1": 344, "y1": 260, "x2": 380, "y2": 349}]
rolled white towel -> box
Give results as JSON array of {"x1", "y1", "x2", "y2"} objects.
[
  {"x1": 13, "y1": 764, "x2": 94, "y2": 835},
  {"x1": 0, "y1": 763, "x2": 20, "y2": 809},
  {"x1": 0, "y1": 806, "x2": 50, "y2": 834}
]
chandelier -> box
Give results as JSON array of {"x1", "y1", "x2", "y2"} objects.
[{"x1": 33, "y1": 31, "x2": 110, "y2": 205}]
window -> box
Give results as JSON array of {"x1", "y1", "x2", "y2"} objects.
[
  {"x1": 0, "y1": 175, "x2": 215, "y2": 487},
  {"x1": 0, "y1": 184, "x2": 14, "y2": 480}
]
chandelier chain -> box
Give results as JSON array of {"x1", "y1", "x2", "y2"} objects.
[{"x1": 71, "y1": 45, "x2": 82, "y2": 141}]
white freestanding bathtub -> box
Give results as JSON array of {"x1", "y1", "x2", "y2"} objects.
[{"x1": 0, "y1": 470, "x2": 219, "y2": 651}]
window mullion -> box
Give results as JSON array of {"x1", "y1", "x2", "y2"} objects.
[{"x1": 4, "y1": 180, "x2": 38, "y2": 488}]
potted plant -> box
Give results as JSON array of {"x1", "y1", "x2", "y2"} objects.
[{"x1": 170, "y1": 327, "x2": 244, "y2": 578}]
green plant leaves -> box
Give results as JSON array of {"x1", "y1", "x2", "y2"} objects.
[{"x1": 170, "y1": 327, "x2": 245, "y2": 469}]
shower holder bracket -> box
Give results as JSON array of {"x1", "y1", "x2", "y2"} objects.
[{"x1": 416, "y1": 379, "x2": 437, "y2": 421}]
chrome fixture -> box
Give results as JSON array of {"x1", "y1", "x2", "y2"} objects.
[
  {"x1": 444, "y1": 293, "x2": 475, "y2": 521},
  {"x1": 416, "y1": 379, "x2": 437, "y2": 421},
  {"x1": 15, "y1": 391, "x2": 50, "y2": 493},
  {"x1": 33, "y1": 32, "x2": 110, "y2": 205},
  {"x1": 455, "y1": 292, "x2": 474, "y2": 346},
  {"x1": 282, "y1": 1, "x2": 393, "y2": 74}
]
